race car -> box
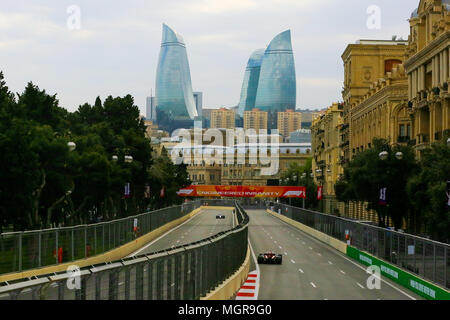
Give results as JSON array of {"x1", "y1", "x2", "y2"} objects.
[
  {"x1": 257, "y1": 251, "x2": 282, "y2": 264},
  {"x1": 216, "y1": 214, "x2": 225, "y2": 219}
]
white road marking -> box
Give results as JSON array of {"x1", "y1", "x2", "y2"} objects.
[
  {"x1": 278, "y1": 245, "x2": 282, "y2": 249},
  {"x1": 298, "y1": 268, "x2": 304, "y2": 273},
  {"x1": 357, "y1": 282, "x2": 365, "y2": 289},
  {"x1": 284, "y1": 252, "x2": 288, "y2": 256},
  {"x1": 265, "y1": 208, "x2": 418, "y2": 300},
  {"x1": 340, "y1": 270, "x2": 346, "y2": 275},
  {"x1": 290, "y1": 259, "x2": 296, "y2": 264},
  {"x1": 310, "y1": 282, "x2": 316, "y2": 288},
  {"x1": 128, "y1": 209, "x2": 204, "y2": 257},
  {"x1": 309, "y1": 247, "x2": 313, "y2": 250},
  {"x1": 328, "y1": 261, "x2": 333, "y2": 265},
  {"x1": 317, "y1": 253, "x2": 322, "y2": 256},
  {"x1": 296, "y1": 238, "x2": 300, "y2": 240}
]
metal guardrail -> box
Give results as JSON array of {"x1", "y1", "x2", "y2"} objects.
[
  {"x1": 271, "y1": 203, "x2": 450, "y2": 290},
  {"x1": 0, "y1": 201, "x2": 204, "y2": 275},
  {"x1": 0, "y1": 201, "x2": 249, "y2": 300}
]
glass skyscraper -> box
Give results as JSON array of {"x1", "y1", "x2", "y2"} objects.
[
  {"x1": 237, "y1": 48, "x2": 265, "y2": 116},
  {"x1": 254, "y1": 30, "x2": 296, "y2": 113},
  {"x1": 155, "y1": 24, "x2": 198, "y2": 131}
]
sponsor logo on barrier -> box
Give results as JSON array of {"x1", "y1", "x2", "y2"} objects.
[
  {"x1": 410, "y1": 280, "x2": 436, "y2": 299},
  {"x1": 359, "y1": 254, "x2": 372, "y2": 265},
  {"x1": 380, "y1": 264, "x2": 398, "y2": 279}
]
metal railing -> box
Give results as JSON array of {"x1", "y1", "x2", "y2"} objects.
[
  {"x1": 271, "y1": 203, "x2": 450, "y2": 290},
  {"x1": 0, "y1": 201, "x2": 204, "y2": 275},
  {"x1": 0, "y1": 201, "x2": 249, "y2": 300}
]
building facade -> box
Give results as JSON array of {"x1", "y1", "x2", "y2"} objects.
[
  {"x1": 243, "y1": 108, "x2": 268, "y2": 133},
  {"x1": 254, "y1": 30, "x2": 297, "y2": 113},
  {"x1": 277, "y1": 109, "x2": 302, "y2": 139},
  {"x1": 311, "y1": 103, "x2": 344, "y2": 207},
  {"x1": 237, "y1": 49, "x2": 265, "y2": 116},
  {"x1": 155, "y1": 24, "x2": 198, "y2": 131},
  {"x1": 210, "y1": 108, "x2": 235, "y2": 129},
  {"x1": 404, "y1": 0, "x2": 450, "y2": 157},
  {"x1": 341, "y1": 39, "x2": 408, "y2": 162}
]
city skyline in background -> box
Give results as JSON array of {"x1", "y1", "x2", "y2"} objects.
[{"x1": 0, "y1": 0, "x2": 417, "y2": 116}]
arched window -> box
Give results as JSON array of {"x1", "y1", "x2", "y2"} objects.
[{"x1": 385, "y1": 59, "x2": 402, "y2": 74}]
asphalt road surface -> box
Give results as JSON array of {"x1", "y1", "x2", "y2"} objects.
[
  {"x1": 246, "y1": 209, "x2": 423, "y2": 300},
  {"x1": 0, "y1": 208, "x2": 235, "y2": 300},
  {"x1": 130, "y1": 208, "x2": 235, "y2": 256}
]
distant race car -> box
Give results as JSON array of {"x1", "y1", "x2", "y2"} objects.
[
  {"x1": 216, "y1": 214, "x2": 225, "y2": 219},
  {"x1": 257, "y1": 251, "x2": 282, "y2": 264}
]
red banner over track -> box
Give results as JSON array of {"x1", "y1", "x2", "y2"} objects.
[{"x1": 176, "y1": 185, "x2": 306, "y2": 198}]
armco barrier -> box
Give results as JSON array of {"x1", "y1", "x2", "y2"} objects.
[
  {"x1": 0, "y1": 201, "x2": 250, "y2": 300},
  {"x1": 0, "y1": 201, "x2": 204, "y2": 276},
  {"x1": 271, "y1": 202, "x2": 450, "y2": 290},
  {"x1": 266, "y1": 204, "x2": 450, "y2": 300},
  {"x1": 347, "y1": 246, "x2": 450, "y2": 300},
  {"x1": 0, "y1": 206, "x2": 203, "y2": 283}
]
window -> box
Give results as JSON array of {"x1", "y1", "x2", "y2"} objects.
[
  {"x1": 385, "y1": 59, "x2": 402, "y2": 74},
  {"x1": 399, "y1": 124, "x2": 406, "y2": 137}
]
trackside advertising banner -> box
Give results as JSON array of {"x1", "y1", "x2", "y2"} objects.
[
  {"x1": 176, "y1": 185, "x2": 306, "y2": 198},
  {"x1": 346, "y1": 246, "x2": 450, "y2": 300}
]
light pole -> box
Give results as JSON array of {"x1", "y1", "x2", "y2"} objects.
[
  {"x1": 378, "y1": 150, "x2": 403, "y2": 228},
  {"x1": 112, "y1": 154, "x2": 133, "y2": 216}
]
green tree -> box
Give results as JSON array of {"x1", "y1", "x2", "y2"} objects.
[
  {"x1": 281, "y1": 158, "x2": 318, "y2": 209},
  {"x1": 335, "y1": 138, "x2": 417, "y2": 229},
  {"x1": 407, "y1": 138, "x2": 450, "y2": 242}
]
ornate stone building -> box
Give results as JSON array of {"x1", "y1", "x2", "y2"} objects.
[
  {"x1": 341, "y1": 39, "x2": 408, "y2": 162},
  {"x1": 404, "y1": 0, "x2": 450, "y2": 157},
  {"x1": 311, "y1": 103, "x2": 344, "y2": 214}
]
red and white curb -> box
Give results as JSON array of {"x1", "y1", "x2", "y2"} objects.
[{"x1": 236, "y1": 271, "x2": 259, "y2": 300}]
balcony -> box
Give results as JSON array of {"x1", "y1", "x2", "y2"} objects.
[
  {"x1": 417, "y1": 134, "x2": 429, "y2": 144},
  {"x1": 397, "y1": 136, "x2": 410, "y2": 143},
  {"x1": 316, "y1": 160, "x2": 326, "y2": 167}
]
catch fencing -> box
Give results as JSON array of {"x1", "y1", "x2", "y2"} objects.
[
  {"x1": 272, "y1": 203, "x2": 449, "y2": 290},
  {"x1": 0, "y1": 201, "x2": 249, "y2": 300},
  {"x1": 0, "y1": 201, "x2": 202, "y2": 275}
]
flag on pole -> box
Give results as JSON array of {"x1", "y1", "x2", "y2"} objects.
[
  {"x1": 317, "y1": 186, "x2": 323, "y2": 200},
  {"x1": 124, "y1": 183, "x2": 131, "y2": 198},
  {"x1": 160, "y1": 187, "x2": 165, "y2": 198},
  {"x1": 379, "y1": 187, "x2": 387, "y2": 206}
]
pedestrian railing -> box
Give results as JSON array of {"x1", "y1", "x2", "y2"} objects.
[
  {"x1": 0, "y1": 201, "x2": 204, "y2": 275},
  {"x1": 0, "y1": 201, "x2": 249, "y2": 300},
  {"x1": 271, "y1": 203, "x2": 450, "y2": 290}
]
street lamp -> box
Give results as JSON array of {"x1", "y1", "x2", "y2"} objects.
[
  {"x1": 379, "y1": 151, "x2": 389, "y2": 161},
  {"x1": 395, "y1": 152, "x2": 404, "y2": 160},
  {"x1": 447, "y1": 137, "x2": 450, "y2": 147},
  {"x1": 112, "y1": 155, "x2": 118, "y2": 162},
  {"x1": 67, "y1": 141, "x2": 76, "y2": 152}
]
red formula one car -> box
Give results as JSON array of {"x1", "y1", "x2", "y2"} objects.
[{"x1": 257, "y1": 251, "x2": 283, "y2": 264}]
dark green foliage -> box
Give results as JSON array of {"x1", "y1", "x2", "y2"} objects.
[{"x1": 0, "y1": 72, "x2": 190, "y2": 231}]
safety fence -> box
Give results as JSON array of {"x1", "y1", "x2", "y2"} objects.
[
  {"x1": 0, "y1": 201, "x2": 249, "y2": 300},
  {"x1": 272, "y1": 203, "x2": 450, "y2": 290},
  {"x1": 0, "y1": 201, "x2": 203, "y2": 275}
]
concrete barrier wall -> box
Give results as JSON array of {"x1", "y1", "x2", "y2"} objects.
[
  {"x1": 201, "y1": 245, "x2": 251, "y2": 300},
  {"x1": 266, "y1": 209, "x2": 347, "y2": 254},
  {"x1": 0, "y1": 206, "x2": 209, "y2": 283}
]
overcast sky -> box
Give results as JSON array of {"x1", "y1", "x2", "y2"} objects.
[{"x1": 0, "y1": 0, "x2": 418, "y2": 115}]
